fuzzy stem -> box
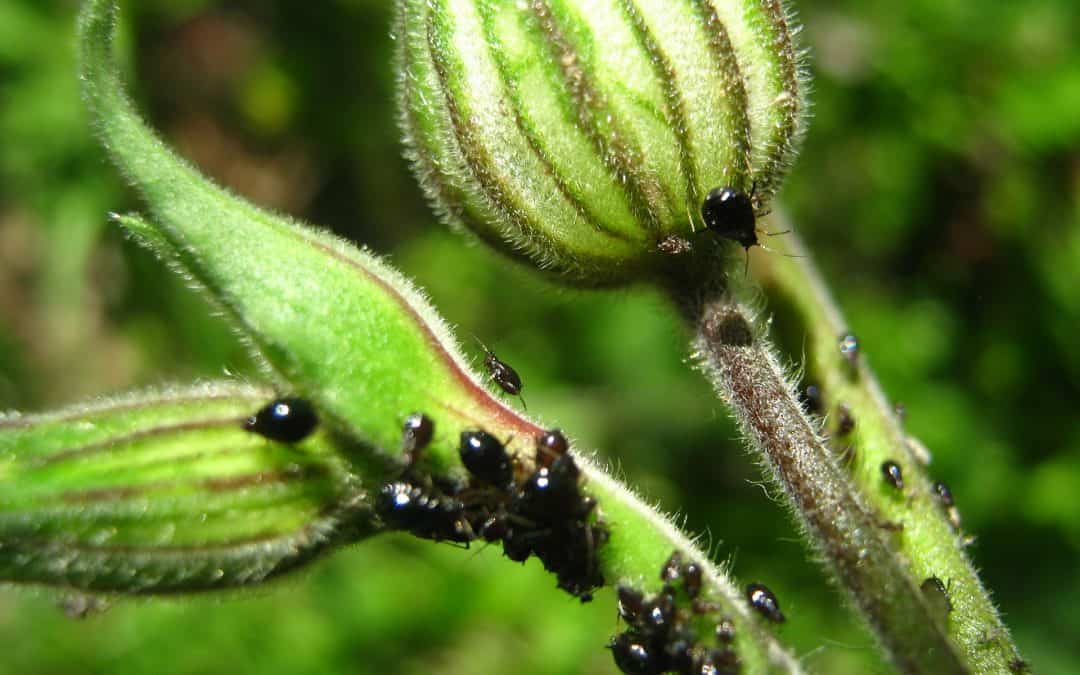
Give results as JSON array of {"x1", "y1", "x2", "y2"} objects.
[
  {"x1": 664, "y1": 241, "x2": 971, "y2": 674},
  {"x1": 747, "y1": 215, "x2": 1026, "y2": 673}
]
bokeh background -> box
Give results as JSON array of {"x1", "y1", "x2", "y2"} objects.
[{"x1": 1, "y1": 1, "x2": 1078, "y2": 673}]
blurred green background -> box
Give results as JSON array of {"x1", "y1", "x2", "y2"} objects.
[{"x1": 1, "y1": 1, "x2": 1077, "y2": 673}]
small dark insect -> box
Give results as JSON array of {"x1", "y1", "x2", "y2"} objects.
[
  {"x1": 374, "y1": 481, "x2": 472, "y2": 543},
  {"x1": 701, "y1": 186, "x2": 759, "y2": 249},
  {"x1": 836, "y1": 403, "x2": 856, "y2": 436},
  {"x1": 401, "y1": 412, "x2": 434, "y2": 461},
  {"x1": 641, "y1": 592, "x2": 676, "y2": 633},
  {"x1": 609, "y1": 633, "x2": 666, "y2": 675},
  {"x1": 243, "y1": 397, "x2": 318, "y2": 443},
  {"x1": 536, "y1": 428, "x2": 569, "y2": 468},
  {"x1": 881, "y1": 460, "x2": 904, "y2": 490},
  {"x1": 617, "y1": 585, "x2": 645, "y2": 624},
  {"x1": 1008, "y1": 657, "x2": 1031, "y2": 673},
  {"x1": 933, "y1": 481, "x2": 954, "y2": 507},
  {"x1": 715, "y1": 617, "x2": 736, "y2": 644},
  {"x1": 746, "y1": 583, "x2": 785, "y2": 623},
  {"x1": 661, "y1": 550, "x2": 684, "y2": 584},
  {"x1": 477, "y1": 340, "x2": 526, "y2": 409},
  {"x1": 839, "y1": 333, "x2": 859, "y2": 366},
  {"x1": 513, "y1": 454, "x2": 584, "y2": 521},
  {"x1": 682, "y1": 559, "x2": 703, "y2": 599},
  {"x1": 920, "y1": 576, "x2": 954, "y2": 621},
  {"x1": 459, "y1": 430, "x2": 514, "y2": 489}
]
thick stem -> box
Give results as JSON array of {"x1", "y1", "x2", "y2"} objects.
[
  {"x1": 664, "y1": 243, "x2": 970, "y2": 674},
  {"x1": 748, "y1": 216, "x2": 1027, "y2": 674}
]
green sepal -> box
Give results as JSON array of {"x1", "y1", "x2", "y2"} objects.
[
  {"x1": 78, "y1": 0, "x2": 522, "y2": 477},
  {"x1": 0, "y1": 383, "x2": 370, "y2": 593}
]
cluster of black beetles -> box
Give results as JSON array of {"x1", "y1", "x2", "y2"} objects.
[{"x1": 609, "y1": 551, "x2": 785, "y2": 675}]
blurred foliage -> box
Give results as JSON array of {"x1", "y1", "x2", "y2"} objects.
[{"x1": 0, "y1": 1, "x2": 1077, "y2": 673}]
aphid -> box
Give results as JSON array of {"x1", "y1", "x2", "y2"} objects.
[
  {"x1": 835, "y1": 403, "x2": 856, "y2": 436},
  {"x1": 661, "y1": 550, "x2": 684, "y2": 584},
  {"x1": 933, "y1": 481, "x2": 954, "y2": 508},
  {"x1": 920, "y1": 576, "x2": 954, "y2": 622},
  {"x1": 536, "y1": 428, "x2": 569, "y2": 468},
  {"x1": 477, "y1": 340, "x2": 526, "y2": 409},
  {"x1": 513, "y1": 453, "x2": 584, "y2": 521},
  {"x1": 682, "y1": 559, "x2": 703, "y2": 599},
  {"x1": 609, "y1": 633, "x2": 666, "y2": 675},
  {"x1": 401, "y1": 412, "x2": 434, "y2": 462},
  {"x1": 715, "y1": 617, "x2": 736, "y2": 644},
  {"x1": 838, "y1": 333, "x2": 860, "y2": 368},
  {"x1": 459, "y1": 430, "x2": 514, "y2": 489},
  {"x1": 746, "y1": 583, "x2": 785, "y2": 623},
  {"x1": 617, "y1": 585, "x2": 645, "y2": 624},
  {"x1": 243, "y1": 397, "x2": 318, "y2": 443},
  {"x1": 881, "y1": 460, "x2": 904, "y2": 490},
  {"x1": 641, "y1": 592, "x2": 676, "y2": 633},
  {"x1": 374, "y1": 481, "x2": 472, "y2": 543}
]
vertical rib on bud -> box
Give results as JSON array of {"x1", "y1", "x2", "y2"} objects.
[{"x1": 397, "y1": 0, "x2": 807, "y2": 284}]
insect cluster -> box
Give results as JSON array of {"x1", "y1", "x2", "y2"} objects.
[
  {"x1": 609, "y1": 551, "x2": 761, "y2": 675},
  {"x1": 375, "y1": 415, "x2": 607, "y2": 601}
]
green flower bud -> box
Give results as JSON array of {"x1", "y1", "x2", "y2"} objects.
[{"x1": 397, "y1": 0, "x2": 808, "y2": 284}]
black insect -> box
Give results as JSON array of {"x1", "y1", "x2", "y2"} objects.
[
  {"x1": 243, "y1": 397, "x2": 318, "y2": 443},
  {"x1": 374, "y1": 481, "x2": 472, "y2": 544},
  {"x1": 401, "y1": 412, "x2": 434, "y2": 462},
  {"x1": 701, "y1": 186, "x2": 759, "y2": 250},
  {"x1": 661, "y1": 550, "x2": 684, "y2": 584},
  {"x1": 477, "y1": 340, "x2": 526, "y2": 409},
  {"x1": 536, "y1": 428, "x2": 569, "y2": 468},
  {"x1": 459, "y1": 430, "x2": 514, "y2": 489},
  {"x1": 513, "y1": 454, "x2": 585, "y2": 521},
  {"x1": 682, "y1": 560, "x2": 703, "y2": 600},
  {"x1": 715, "y1": 617, "x2": 736, "y2": 644},
  {"x1": 933, "y1": 481, "x2": 954, "y2": 507},
  {"x1": 609, "y1": 633, "x2": 666, "y2": 675},
  {"x1": 881, "y1": 460, "x2": 905, "y2": 490},
  {"x1": 746, "y1": 583, "x2": 785, "y2": 623},
  {"x1": 617, "y1": 585, "x2": 645, "y2": 624}
]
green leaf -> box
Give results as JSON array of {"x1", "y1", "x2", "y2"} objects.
[{"x1": 0, "y1": 383, "x2": 369, "y2": 593}]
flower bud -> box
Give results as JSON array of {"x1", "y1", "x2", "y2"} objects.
[{"x1": 397, "y1": 0, "x2": 807, "y2": 284}]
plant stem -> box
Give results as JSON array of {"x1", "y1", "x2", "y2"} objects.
[
  {"x1": 747, "y1": 215, "x2": 1027, "y2": 673},
  {"x1": 663, "y1": 236, "x2": 989, "y2": 673}
]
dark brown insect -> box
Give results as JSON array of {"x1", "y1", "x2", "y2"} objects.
[
  {"x1": 881, "y1": 460, "x2": 904, "y2": 490},
  {"x1": 477, "y1": 339, "x2": 526, "y2": 409},
  {"x1": 401, "y1": 412, "x2": 434, "y2": 463},
  {"x1": 746, "y1": 582, "x2": 785, "y2": 623}
]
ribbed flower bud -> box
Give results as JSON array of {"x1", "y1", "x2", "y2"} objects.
[{"x1": 397, "y1": 0, "x2": 807, "y2": 284}]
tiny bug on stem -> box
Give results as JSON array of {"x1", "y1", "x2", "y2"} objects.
[{"x1": 243, "y1": 397, "x2": 318, "y2": 443}]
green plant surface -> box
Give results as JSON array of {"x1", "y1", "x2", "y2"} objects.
[{"x1": 0, "y1": 0, "x2": 1077, "y2": 674}]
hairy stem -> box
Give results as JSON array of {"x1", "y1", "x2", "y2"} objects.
[
  {"x1": 748, "y1": 216, "x2": 1026, "y2": 673},
  {"x1": 664, "y1": 242, "x2": 972, "y2": 673}
]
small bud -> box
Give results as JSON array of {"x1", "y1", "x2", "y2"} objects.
[{"x1": 397, "y1": 0, "x2": 807, "y2": 284}]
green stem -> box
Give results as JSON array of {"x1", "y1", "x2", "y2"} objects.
[
  {"x1": 667, "y1": 259, "x2": 966, "y2": 674},
  {"x1": 748, "y1": 215, "x2": 1026, "y2": 673}
]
